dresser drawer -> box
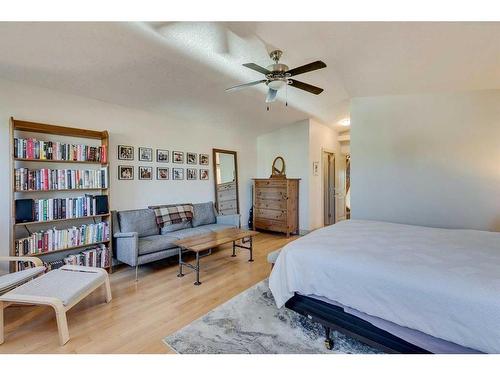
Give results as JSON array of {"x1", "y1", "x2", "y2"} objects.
[
  {"x1": 254, "y1": 208, "x2": 287, "y2": 222},
  {"x1": 255, "y1": 179, "x2": 287, "y2": 189},
  {"x1": 254, "y1": 218, "x2": 287, "y2": 233},
  {"x1": 254, "y1": 198, "x2": 287, "y2": 210},
  {"x1": 255, "y1": 188, "x2": 286, "y2": 200}
]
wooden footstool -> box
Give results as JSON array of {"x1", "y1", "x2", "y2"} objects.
[{"x1": 0, "y1": 265, "x2": 112, "y2": 346}]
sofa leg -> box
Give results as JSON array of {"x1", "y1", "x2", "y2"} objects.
[{"x1": 135, "y1": 265, "x2": 139, "y2": 282}]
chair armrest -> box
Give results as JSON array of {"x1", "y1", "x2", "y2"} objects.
[
  {"x1": 0, "y1": 256, "x2": 43, "y2": 267},
  {"x1": 216, "y1": 214, "x2": 241, "y2": 228},
  {"x1": 114, "y1": 231, "x2": 138, "y2": 238}
]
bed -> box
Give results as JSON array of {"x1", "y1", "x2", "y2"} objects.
[{"x1": 269, "y1": 220, "x2": 500, "y2": 353}]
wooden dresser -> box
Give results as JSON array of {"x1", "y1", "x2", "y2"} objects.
[{"x1": 252, "y1": 178, "x2": 300, "y2": 237}]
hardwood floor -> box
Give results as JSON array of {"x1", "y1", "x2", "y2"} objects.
[{"x1": 0, "y1": 232, "x2": 296, "y2": 354}]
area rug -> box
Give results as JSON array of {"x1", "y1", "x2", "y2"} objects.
[{"x1": 163, "y1": 279, "x2": 380, "y2": 354}]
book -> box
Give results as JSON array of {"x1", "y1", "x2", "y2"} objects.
[{"x1": 15, "y1": 167, "x2": 108, "y2": 191}]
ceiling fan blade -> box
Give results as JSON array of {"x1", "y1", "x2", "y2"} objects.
[
  {"x1": 287, "y1": 61, "x2": 327, "y2": 77},
  {"x1": 265, "y1": 88, "x2": 278, "y2": 103},
  {"x1": 243, "y1": 63, "x2": 271, "y2": 75},
  {"x1": 288, "y1": 79, "x2": 324, "y2": 95},
  {"x1": 225, "y1": 80, "x2": 267, "y2": 92}
]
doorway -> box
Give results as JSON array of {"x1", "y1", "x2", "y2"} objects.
[{"x1": 323, "y1": 151, "x2": 336, "y2": 226}]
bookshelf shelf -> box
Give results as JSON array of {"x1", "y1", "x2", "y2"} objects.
[
  {"x1": 15, "y1": 213, "x2": 111, "y2": 226},
  {"x1": 10, "y1": 117, "x2": 112, "y2": 272},
  {"x1": 15, "y1": 188, "x2": 108, "y2": 193},
  {"x1": 15, "y1": 240, "x2": 111, "y2": 257},
  {"x1": 14, "y1": 158, "x2": 108, "y2": 165}
]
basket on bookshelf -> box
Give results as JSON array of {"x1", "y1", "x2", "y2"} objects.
[{"x1": 10, "y1": 117, "x2": 112, "y2": 273}]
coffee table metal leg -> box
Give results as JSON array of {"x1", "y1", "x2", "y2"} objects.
[
  {"x1": 248, "y1": 236, "x2": 254, "y2": 262},
  {"x1": 231, "y1": 241, "x2": 236, "y2": 257},
  {"x1": 194, "y1": 251, "x2": 202, "y2": 285},
  {"x1": 177, "y1": 248, "x2": 184, "y2": 277}
]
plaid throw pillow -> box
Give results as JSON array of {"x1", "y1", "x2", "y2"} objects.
[{"x1": 149, "y1": 204, "x2": 193, "y2": 227}]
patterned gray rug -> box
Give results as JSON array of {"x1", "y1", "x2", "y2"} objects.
[{"x1": 163, "y1": 279, "x2": 380, "y2": 354}]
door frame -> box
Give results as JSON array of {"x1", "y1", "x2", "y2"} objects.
[{"x1": 322, "y1": 148, "x2": 336, "y2": 226}]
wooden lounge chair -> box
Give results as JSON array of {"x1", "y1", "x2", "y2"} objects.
[
  {"x1": 0, "y1": 264, "x2": 112, "y2": 346},
  {"x1": 0, "y1": 256, "x2": 46, "y2": 296}
]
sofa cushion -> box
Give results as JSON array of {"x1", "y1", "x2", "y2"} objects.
[
  {"x1": 202, "y1": 223, "x2": 237, "y2": 232},
  {"x1": 138, "y1": 235, "x2": 178, "y2": 255},
  {"x1": 119, "y1": 209, "x2": 159, "y2": 237},
  {"x1": 191, "y1": 202, "x2": 216, "y2": 227},
  {"x1": 163, "y1": 226, "x2": 212, "y2": 240},
  {"x1": 161, "y1": 220, "x2": 192, "y2": 234}
]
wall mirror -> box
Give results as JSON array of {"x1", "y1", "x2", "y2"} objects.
[
  {"x1": 271, "y1": 156, "x2": 286, "y2": 178},
  {"x1": 213, "y1": 148, "x2": 239, "y2": 215}
]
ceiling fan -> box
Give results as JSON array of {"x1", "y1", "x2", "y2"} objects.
[{"x1": 226, "y1": 50, "x2": 326, "y2": 104}]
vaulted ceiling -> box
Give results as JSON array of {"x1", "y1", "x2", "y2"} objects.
[{"x1": 0, "y1": 22, "x2": 499, "y2": 132}]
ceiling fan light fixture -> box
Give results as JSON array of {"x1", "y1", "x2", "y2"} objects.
[{"x1": 267, "y1": 80, "x2": 286, "y2": 90}]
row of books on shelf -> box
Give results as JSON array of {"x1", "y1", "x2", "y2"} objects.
[
  {"x1": 15, "y1": 222, "x2": 110, "y2": 255},
  {"x1": 14, "y1": 137, "x2": 107, "y2": 163},
  {"x1": 16, "y1": 195, "x2": 109, "y2": 223},
  {"x1": 14, "y1": 167, "x2": 108, "y2": 191},
  {"x1": 17, "y1": 244, "x2": 111, "y2": 271}
]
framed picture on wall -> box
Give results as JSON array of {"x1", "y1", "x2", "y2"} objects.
[
  {"x1": 139, "y1": 147, "x2": 153, "y2": 162},
  {"x1": 118, "y1": 145, "x2": 134, "y2": 160},
  {"x1": 139, "y1": 166, "x2": 152, "y2": 180},
  {"x1": 187, "y1": 152, "x2": 197, "y2": 165},
  {"x1": 187, "y1": 168, "x2": 197, "y2": 180},
  {"x1": 156, "y1": 149, "x2": 169, "y2": 163},
  {"x1": 157, "y1": 167, "x2": 169, "y2": 180},
  {"x1": 199, "y1": 154, "x2": 209, "y2": 165},
  {"x1": 173, "y1": 151, "x2": 184, "y2": 164},
  {"x1": 118, "y1": 165, "x2": 134, "y2": 180},
  {"x1": 172, "y1": 168, "x2": 184, "y2": 180},
  {"x1": 200, "y1": 169, "x2": 209, "y2": 180}
]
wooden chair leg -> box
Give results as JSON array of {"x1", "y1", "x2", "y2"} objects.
[
  {"x1": 53, "y1": 303, "x2": 69, "y2": 346},
  {"x1": 0, "y1": 301, "x2": 4, "y2": 345},
  {"x1": 104, "y1": 277, "x2": 112, "y2": 303}
]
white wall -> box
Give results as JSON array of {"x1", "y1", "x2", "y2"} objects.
[
  {"x1": 256, "y1": 120, "x2": 310, "y2": 231},
  {"x1": 256, "y1": 119, "x2": 341, "y2": 231},
  {"x1": 351, "y1": 90, "x2": 500, "y2": 231},
  {"x1": 0, "y1": 78, "x2": 259, "y2": 259}
]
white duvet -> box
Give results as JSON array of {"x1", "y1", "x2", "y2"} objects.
[{"x1": 269, "y1": 220, "x2": 500, "y2": 353}]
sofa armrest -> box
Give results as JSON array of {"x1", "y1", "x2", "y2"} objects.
[
  {"x1": 114, "y1": 232, "x2": 139, "y2": 267},
  {"x1": 114, "y1": 231, "x2": 138, "y2": 239},
  {"x1": 216, "y1": 214, "x2": 241, "y2": 228}
]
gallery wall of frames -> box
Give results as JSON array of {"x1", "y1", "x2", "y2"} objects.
[{"x1": 117, "y1": 145, "x2": 210, "y2": 181}]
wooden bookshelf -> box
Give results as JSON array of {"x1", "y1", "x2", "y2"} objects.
[{"x1": 10, "y1": 117, "x2": 112, "y2": 272}]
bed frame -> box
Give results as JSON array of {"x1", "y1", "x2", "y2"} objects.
[{"x1": 285, "y1": 294, "x2": 431, "y2": 354}]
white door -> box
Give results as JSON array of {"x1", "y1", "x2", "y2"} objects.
[{"x1": 335, "y1": 155, "x2": 347, "y2": 222}]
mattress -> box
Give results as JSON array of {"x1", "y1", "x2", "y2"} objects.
[{"x1": 269, "y1": 220, "x2": 500, "y2": 353}]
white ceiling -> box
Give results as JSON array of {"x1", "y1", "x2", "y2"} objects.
[{"x1": 0, "y1": 22, "x2": 499, "y2": 132}]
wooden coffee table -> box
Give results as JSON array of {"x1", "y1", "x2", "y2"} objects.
[{"x1": 174, "y1": 228, "x2": 258, "y2": 285}]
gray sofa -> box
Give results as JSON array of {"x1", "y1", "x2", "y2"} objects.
[{"x1": 112, "y1": 202, "x2": 240, "y2": 279}]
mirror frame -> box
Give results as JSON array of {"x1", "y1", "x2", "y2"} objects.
[
  {"x1": 212, "y1": 148, "x2": 240, "y2": 215},
  {"x1": 271, "y1": 156, "x2": 286, "y2": 178}
]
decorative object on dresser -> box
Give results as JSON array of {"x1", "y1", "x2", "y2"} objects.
[
  {"x1": 10, "y1": 117, "x2": 112, "y2": 273},
  {"x1": 252, "y1": 156, "x2": 299, "y2": 238},
  {"x1": 213, "y1": 149, "x2": 239, "y2": 215}
]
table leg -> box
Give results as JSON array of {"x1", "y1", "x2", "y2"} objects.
[
  {"x1": 194, "y1": 251, "x2": 202, "y2": 286},
  {"x1": 177, "y1": 248, "x2": 184, "y2": 277},
  {"x1": 231, "y1": 241, "x2": 236, "y2": 257},
  {"x1": 248, "y1": 236, "x2": 254, "y2": 262}
]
